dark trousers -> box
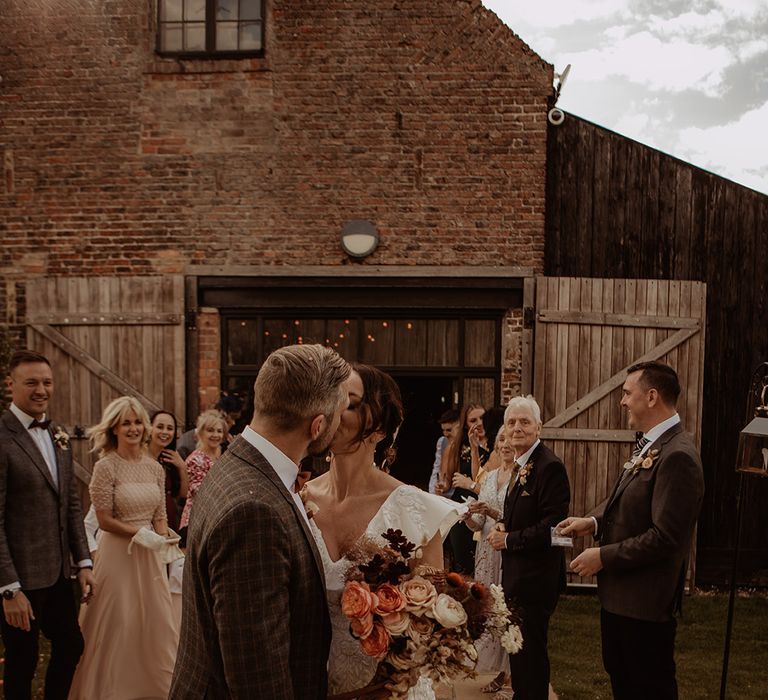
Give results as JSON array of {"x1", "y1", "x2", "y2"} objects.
[
  {"x1": 447, "y1": 521, "x2": 476, "y2": 575},
  {"x1": 508, "y1": 602, "x2": 552, "y2": 700},
  {"x1": 0, "y1": 576, "x2": 84, "y2": 700},
  {"x1": 601, "y1": 608, "x2": 678, "y2": 700}
]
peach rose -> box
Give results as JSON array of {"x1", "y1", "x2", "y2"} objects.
[
  {"x1": 341, "y1": 581, "x2": 379, "y2": 619},
  {"x1": 360, "y1": 622, "x2": 391, "y2": 659},
  {"x1": 399, "y1": 576, "x2": 437, "y2": 612},
  {"x1": 375, "y1": 583, "x2": 406, "y2": 614},
  {"x1": 381, "y1": 611, "x2": 410, "y2": 635},
  {"x1": 431, "y1": 593, "x2": 468, "y2": 629},
  {"x1": 350, "y1": 613, "x2": 374, "y2": 639},
  {"x1": 406, "y1": 615, "x2": 434, "y2": 642}
]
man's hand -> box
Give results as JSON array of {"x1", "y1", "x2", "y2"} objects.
[
  {"x1": 3, "y1": 592, "x2": 34, "y2": 631},
  {"x1": 570, "y1": 547, "x2": 603, "y2": 577},
  {"x1": 487, "y1": 524, "x2": 508, "y2": 551},
  {"x1": 556, "y1": 516, "x2": 595, "y2": 538},
  {"x1": 78, "y1": 568, "x2": 97, "y2": 604}
]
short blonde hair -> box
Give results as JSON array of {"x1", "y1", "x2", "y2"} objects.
[
  {"x1": 253, "y1": 344, "x2": 351, "y2": 430},
  {"x1": 194, "y1": 409, "x2": 227, "y2": 450},
  {"x1": 89, "y1": 396, "x2": 151, "y2": 457},
  {"x1": 504, "y1": 395, "x2": 542, "y2": 425}
]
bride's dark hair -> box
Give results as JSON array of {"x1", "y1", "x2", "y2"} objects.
[{"x1": 352, "y1": 364, "x2": 404, "y2": 471}]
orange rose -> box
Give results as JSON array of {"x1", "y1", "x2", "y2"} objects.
[
  {"x1": 341, "y1": 581, "x2": 379, "y2": 619},
  {"x1": 350, "y1": 613, "x2": 374, "y2": 639},
  {"x1": 360, "y1": 622, "x2": 391, "y2": 659},
  {"x1": 375, "y1": 583, "x2": 406, "y2": 614},
  {"x1": 399, "y1": 576, "x2": 437, "y2": 612}
]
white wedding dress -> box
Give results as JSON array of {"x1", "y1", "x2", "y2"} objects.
[{"x1": 309, "y1": 485, "x2": 465, "y2": 699}]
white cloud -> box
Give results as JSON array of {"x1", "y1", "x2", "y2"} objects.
[
  {"x1": 738, "y1": 38, "x2": 768, "y2": 62},
  {"x1": 676, "y1": 100, "x2": 768, "y2": 192},
  {"x1": 561, "y1": 31, "x2": 733, "y2": 95},
  {"x1": 484, "y1": 0, "x2": 625, "y2": 29},
  {"x1": 648, "y1": 10, "x2": 726, "y2": 39}
]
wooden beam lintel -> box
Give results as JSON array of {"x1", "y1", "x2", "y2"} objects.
[
  {"x1": 27, "y1": 313, "x2": 181, "y2": 326},
  {"x1": 541, "y1": 428, "x2": 636, "y2": 442}
]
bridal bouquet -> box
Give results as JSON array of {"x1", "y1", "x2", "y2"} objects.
[{"x1": 339, "y1": 529, "x2": 522, "y2": 699}]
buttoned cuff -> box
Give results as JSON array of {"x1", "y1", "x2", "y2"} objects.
[
  {"x1": 590, "y1": 516, "x2": 598, "y2": 538},
  {"x1": 0, "y1": 581, "x2": 21, "y2": 594},
  {"x1": 76, "y1": 559, "x2": 93, "y2": 569}
]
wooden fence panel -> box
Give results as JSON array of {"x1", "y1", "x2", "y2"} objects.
[{"x1": 534, "y1": 277, "x2": 706, "y2": 586}]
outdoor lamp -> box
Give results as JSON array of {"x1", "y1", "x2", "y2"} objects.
[
  {"x1": 340, "y1": 220, "x2": 379, "y2": 259},
  {"x1": 735, "y1": 391, "x2": 768, "y2": 476}
]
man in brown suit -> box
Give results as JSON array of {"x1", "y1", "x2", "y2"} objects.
[
  {"x1": 559, "y1": 361, "x2": 704, "y2": 700},
  {"x1": 0, "y1": 350, "x2": 95, "y2": 700},
  {"x1": 170, "y1": 344, "x2": 351, "y2": 699}
]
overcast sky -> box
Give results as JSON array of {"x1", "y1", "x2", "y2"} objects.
[{"x1": 483, "y1": 0, "x2": 768, "y2": 195}]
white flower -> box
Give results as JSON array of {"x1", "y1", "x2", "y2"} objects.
[
  {"x1": 431, "y1": 593, "x2": 468, "y2": 629},
  {"x1": 501, "y1": 624, "x2": 524, "y2": 654}
]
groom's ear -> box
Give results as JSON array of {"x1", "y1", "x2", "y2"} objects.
[{"x1": 309, "y1": 413, "x2": 326, "y2": 440}]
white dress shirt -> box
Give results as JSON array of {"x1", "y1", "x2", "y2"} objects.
[{"x1": 241, "y1": 426, "x2": 310, "y2": 526}]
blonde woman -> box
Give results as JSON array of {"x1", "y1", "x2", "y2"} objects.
[
  {"x1": 179, "y1": 410, "x2": 226, "y2": 531},
  {"x1": 69, "y1": 397, "x2": 179, "y2": 699}
]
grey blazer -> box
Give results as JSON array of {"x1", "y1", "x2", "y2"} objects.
[
  {"x1": 595, "y1": 423, "x2": 704, "y2": 623},
  {"x1": 0, "y1": 410, "x2": 90, "y2": 590},
  {"x1": 169, "y1": 435, "x2": 331, "y2": 700}
]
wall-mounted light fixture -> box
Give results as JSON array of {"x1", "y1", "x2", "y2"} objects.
[{"x1": 340, "y1": 219, "x2": 379, "y2": 259}]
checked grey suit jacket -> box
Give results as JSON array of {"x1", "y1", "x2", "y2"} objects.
[
  {"x1": 0, "y1": 409, "x2": 90, "y2": 591},
  {"x1": 594, "y1": 423, "x2": 704, "y2": 623},
  {"x1": 169, "y1": 435, "x2": 331, "y2": 700}
]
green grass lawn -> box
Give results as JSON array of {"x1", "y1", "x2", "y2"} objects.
[
  {"x1": 549, "y1": 592, "x2": 768, "y2": 699},
  {"x1": 2, "y1": 592, "x2": 766, "y2": 698}
]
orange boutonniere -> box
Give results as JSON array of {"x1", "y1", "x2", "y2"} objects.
[
  {"x1": 517, "y1": 460, "x2": 534, "y2": 487},
  {"x1": 623, "y1": 448, "x2": 660, "y2": 476}
]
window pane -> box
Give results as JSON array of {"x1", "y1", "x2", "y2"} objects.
[
  {"x1": 185, "y1": 23, "x2": 206, "y2": 51},
  {"x1": 161, "y1": 0, "x2": 183, "y2": 22},
  {"x1": 239, "y1": 21, "x2": 262, "y2": 50},
  {"x1": 227, "y1": 319, "x2": 260, "y2": 365},
  {"x1": 464, "y1": 378, "x2": 495, "y2": 408},
  {"x1": 426, "y1": 319, "x2": 459, "y2": 366},
  {"x1": 184, "y1": 0, "x2": 206, "y2": 20},
  {"x1": 327, "y1": 319, "x2": 358, "y2": 361},
  {"x1": 395, "y1": 319, "x2": 426, "y2": 366},
  {"x1": 240, "y1": 0, "x2": 262, "y2": 20},
  {"x1": 360, "y1": 319, "x2": 395, "y2": 365},
  {"x1": 216, "y1": 0, "x2": 237, "y2": 20},
  {"x1": 160, "y1": 23, "x2": 183, "y2": 51},
  {"x1": 216, "y1": 21, "x2": 238, "y2": 50},
  {"x1": 465, "y1": 319, "x2": 496, "y2": 367}
]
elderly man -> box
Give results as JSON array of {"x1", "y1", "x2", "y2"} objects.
[
  {"x1": 488, "y1": 395, "x2": 570, "y2": 700},
  {"x1": 558, "y1": 362, "x2": 704, "y2": 700}
]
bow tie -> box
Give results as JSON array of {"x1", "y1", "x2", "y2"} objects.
[
  {"x1": 29, "y1": 419, "x2": 52, "y2": 430},
  {"x1": 294, "y1": 470, "x2": 312, "y2": 493}
]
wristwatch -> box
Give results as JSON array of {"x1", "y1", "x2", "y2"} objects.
[{"x1": 2, "y1": 588, "x2": 20, "y2": 601}]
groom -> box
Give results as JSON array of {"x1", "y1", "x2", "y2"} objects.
[{"x1": 170, "y1": 344, "x2": 351, "y2": 699}]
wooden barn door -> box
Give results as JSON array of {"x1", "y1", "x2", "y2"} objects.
[
  {"x1": 533, "y1": 278, "x2": 706, "y2": 586},
  {"x1": 25, "y1": 276, "x2": 186, "y2": 503}
]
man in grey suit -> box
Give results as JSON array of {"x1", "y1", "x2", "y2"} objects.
[
  {"x1": 559, "y1": 361, "x2": 704, "y2": 700},
  {"x1": 170, "y1": 344, "x2": 351, "y2": 699},
  {"x1": 0, "y1": 350, "x2": 95, "y2": 700}
]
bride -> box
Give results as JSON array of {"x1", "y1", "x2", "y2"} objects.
[{"x1": 304, "y1": 364, "x2": 466, "y2": 699}]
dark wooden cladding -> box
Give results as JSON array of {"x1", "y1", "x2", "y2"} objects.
[{"x1": 546, "y1": 114, "x2": 768, "y2": 585}]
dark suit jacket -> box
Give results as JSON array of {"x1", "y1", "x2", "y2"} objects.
[
  {"x1": 501, "y1": 442, "x2": 571, "y2": 612},
  {"x1": 0, "y1": 410, "x2": 90, "y2": 590},
  {"x1": 595, "y1": 423, "x2": 704, "y2": 623},
  {"x1": 169, "y1": 435, "x2": 331, "y2": 700}
]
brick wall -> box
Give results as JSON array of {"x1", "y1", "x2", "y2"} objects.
[{"x1": 0, "y1": 0, "x2": 551, "y2": 405}]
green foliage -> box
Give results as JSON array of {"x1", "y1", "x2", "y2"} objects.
[{"x1": 549, "y1": 592, "x2": 768, "y2": 699}]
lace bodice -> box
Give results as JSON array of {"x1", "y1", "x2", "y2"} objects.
[
  {"x1": 310, "y1": 485, "x2": 464, "y2": 699},
  {"x1": 89, "y1": 452, "x2": 166, "y2": 528}
]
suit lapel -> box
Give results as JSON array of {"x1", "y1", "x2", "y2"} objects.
[
  {"x1": 2, "y1": 411, "x2": 58, "y2": 494},
  {"x1": 606, "y1": 423, "x2": 684, "y2": 511},
  {"x1": 227, "y1": 437, "x2": 327, "y2": 587},
  {"x1": 504, "y1": 443, "x2": 540, "y2": 523}
]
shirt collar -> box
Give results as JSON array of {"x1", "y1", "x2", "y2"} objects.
[
  {"x1": 516, "y1": 438, "x2": 541, "y2": 469},
  {"x1": 642, "y1": 413, "x2": 681, "y2": 450},
  {"x1": 241, "y1": 425, "x2": 298, "y2": 492},
  {"x1": 10, "y1": 403, "x2": 45, "y2": 429}
]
